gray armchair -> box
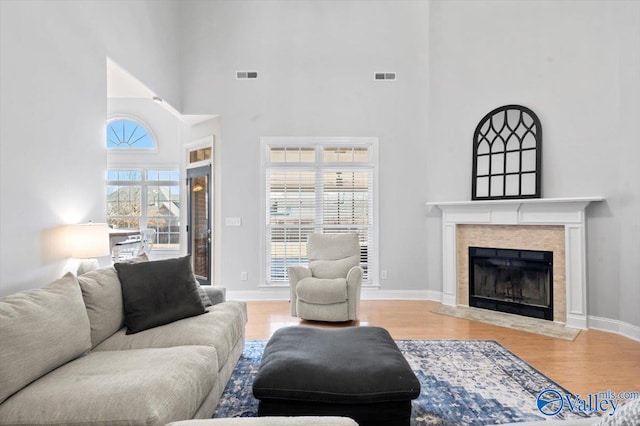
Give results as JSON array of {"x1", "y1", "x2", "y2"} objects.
[{"x1": 288, "y1": 233, "x2": 363, "y2": 322}]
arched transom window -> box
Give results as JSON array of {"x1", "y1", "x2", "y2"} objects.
[{"x1": 106, "y1": 118, "x2": 156, "y2": 150}]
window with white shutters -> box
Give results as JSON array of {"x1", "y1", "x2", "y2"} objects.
[{"x1": 263, "y1": 138, "x2": 377, "y2": 285}]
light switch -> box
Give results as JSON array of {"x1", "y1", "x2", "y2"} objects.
[{"x1": 225, "y1": 217, "x2": 242, "y2": 227}]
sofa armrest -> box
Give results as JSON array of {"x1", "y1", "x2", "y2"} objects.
[{"x1": 202, "y1": 285, "x2": 226, "y2": 305}]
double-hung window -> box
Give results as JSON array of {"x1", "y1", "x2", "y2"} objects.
[{"x1": 263, "y1": 137, "x2": 377, "y2": 285}]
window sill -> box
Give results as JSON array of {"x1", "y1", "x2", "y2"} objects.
[{"x1": 259, "y1": 283, "x2": 380, "y2": 289}]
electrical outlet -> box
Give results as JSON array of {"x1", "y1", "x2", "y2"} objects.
[
  {"x1": 240, "y1": 271, "x2": 248, "y2": 281},
  {"x1": 381, "y1": 270, "x2": 388, "y2": 280}
]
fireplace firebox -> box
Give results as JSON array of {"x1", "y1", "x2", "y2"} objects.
[{"x1": 469, "y1": 247, "x2": 553, "y2": 321}]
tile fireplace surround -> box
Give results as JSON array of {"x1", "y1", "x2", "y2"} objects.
[{"x1": 427, "y1": 197, "x2": 603, "y2": 329}]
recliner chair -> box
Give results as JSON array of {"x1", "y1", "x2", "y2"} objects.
[{"x1": 288, "y1": 233, "x2": 363, "y2": 322}]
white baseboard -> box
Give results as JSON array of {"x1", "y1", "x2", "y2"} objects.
[
  {"x1": 441, "y1": 294, "x2": 456, "y2": 307},
  {"x1": 227, "y1": 288, "x2": 443, "y2": 302},
  {"x1": 361, "y1": 289, "x2": 442, "y2": 301},
  {"x1": 588, "y1": 315, "x2": 640, "y2": 342},
  {"x1": 227, "y1": 288, "x2": 290, "y2": 301},
  {"x1": 425, "y1": 290, "x2": 443, "y2": 302},
  {"x1": 566, "y1": 313, "x2": 588, "y2": 330}
]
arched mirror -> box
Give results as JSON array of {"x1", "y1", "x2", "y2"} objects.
[{"x1": 472, "y1": 105, "x2": 542, "y2": 200}]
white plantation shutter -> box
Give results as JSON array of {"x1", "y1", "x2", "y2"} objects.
[
  {"x1": 266, "y1": 169, "x2": 315, "y2": 281},
  {"x1": 321, "y1": 170, "x2": 373, "y2": 281},
  {"x1": 264, "y1": 140, "x2": 376, "y2": 285},
  {"x1": 322, "y1": 170, "x2": 372, "y2": 226}
]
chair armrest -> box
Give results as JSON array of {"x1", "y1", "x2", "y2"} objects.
[
  {"x1": 346, "y1": 265, "x2": 363, "y2": 285},
  {"x1": 287, "y1": 266, "x2": 312, "y2": 316},
  {"x1": 288, "y1": 266, "x2": 312, "y2": 285},
  {"x1": 346, "y1": 266, "x2": 363, "y2": 320},
  {"x1": 202, "y1": 285, "x2": 226, "y2": 305}
]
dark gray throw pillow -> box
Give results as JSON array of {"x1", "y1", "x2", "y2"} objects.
[{"x1": 114, "y1": 255, "x2": 205, "y2": 334}]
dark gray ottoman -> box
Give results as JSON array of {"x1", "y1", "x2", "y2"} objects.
[{"x1": 252, "y1": 326, "x2": 420, "y2": 426}]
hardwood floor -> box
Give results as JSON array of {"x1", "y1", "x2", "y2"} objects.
[{"x1": 246, "y1": 300, "x2": 640, "y2": 396}]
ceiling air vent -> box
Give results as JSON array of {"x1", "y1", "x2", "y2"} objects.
[
  {"x1": 236, "y1": 71, "x2": 258, "y2": 80},
  {"x1": 374, "y1": 72, "x2": 397, "y2": 81}
]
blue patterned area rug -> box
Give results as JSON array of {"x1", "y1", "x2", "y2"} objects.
[{"x1": 214, "y1": 340, "x2": 594, "y2": 425}]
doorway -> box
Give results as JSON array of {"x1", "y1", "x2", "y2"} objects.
[{"x1": 187, "y1": 165, "x2": 212, "y2": 285}]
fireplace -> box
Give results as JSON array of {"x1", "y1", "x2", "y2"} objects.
[
  {"x1": 427, "y1": 197, "x2": 603, "y2": 329},
  {"x1": 469, "y1": 247, "x2": 553, "y2": 320}
]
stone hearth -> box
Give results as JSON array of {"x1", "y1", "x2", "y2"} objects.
[{"x1": 426, "y1": 197, "x2": 603, "y2": 329}]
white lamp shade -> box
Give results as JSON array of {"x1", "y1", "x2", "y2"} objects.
[{"x1": 68, "y1": 223, "x2": 110, "y2": 258}]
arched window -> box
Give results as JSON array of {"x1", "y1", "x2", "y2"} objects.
[
  {"x1": 472, "y1": 105, "x2": 542, "y2": 200},
  {"x1": 106, "y1": 118, "x2": 156, "y2": 150}
]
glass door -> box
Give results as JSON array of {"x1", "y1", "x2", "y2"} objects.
[{"x1": 187, "y1": 165, "x2": 212, "y2": 285}]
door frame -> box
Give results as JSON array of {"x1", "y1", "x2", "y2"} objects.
[
  {"x1": 184, "y1": 134, "x2": 219, "y2": 286},
  {"x1": 187, "y1": 165, "x2": 212, "y2": 285}
]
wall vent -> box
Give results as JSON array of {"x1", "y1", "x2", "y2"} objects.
[
  {"x1": 236, "y1": 71, "x2": 258, "y2": 80},
  {"x1": 374, "y1": 72, "x2": 397, "y2": 81}
]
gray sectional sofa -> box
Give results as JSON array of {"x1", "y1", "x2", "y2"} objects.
[{"x1": 0, "y1": 267, "x2": 247, "y2": 426}]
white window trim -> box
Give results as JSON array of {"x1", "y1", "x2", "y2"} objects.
[
  {"x1": 182, "y1": 135, "x2": 220, "y2": 286},
  {"x1": 106, "y1": 114, "x2": 159, "y2": 154},
  {"x1": 260, "y1": 136, "x2": 379, "y2": 288},
  {"x1": 185, "y1": 136, "x2": 214, "y2": 170},
  {"x1": 106, "y1": 164, "x2": 181, "y2": 252}
]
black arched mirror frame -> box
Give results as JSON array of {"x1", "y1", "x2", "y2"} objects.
[{"x1": 472, "y1": 105, "x2": 542, "y2": 200}]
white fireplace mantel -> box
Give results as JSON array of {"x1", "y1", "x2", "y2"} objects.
[{"x1": 426, "y1": 197, "x2": 604, "y2": 329}]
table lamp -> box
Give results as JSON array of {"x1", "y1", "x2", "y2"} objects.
[{"x1": 68, "y1": 222, "x2": 110, "y2": 275}]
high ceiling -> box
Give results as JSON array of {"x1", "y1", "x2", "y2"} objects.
[
  {"x1": 106, "y1": 58, "x2": 155, "y2": 99},
  {"x1": 106, "y1": 58, "x2": 214, "y2": 126}
]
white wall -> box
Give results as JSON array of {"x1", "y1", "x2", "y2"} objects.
[
  {"x1": 2, "y1": 0, "x2": 637, "y2": 331},
  {"x1": 426, "y1": 0, "x2": 640, "y2": 327},
  {"x1": 180, "y1": 0, "x2": 431, "y2": 295},
  {"x1": 179, "y1": 0, "x2": 640, "y2": 329},
  {"x1": 0, "y1": 0, "x2": 181, "y2": 296}
]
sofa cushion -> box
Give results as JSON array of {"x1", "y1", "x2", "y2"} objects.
[
  {"x1": 307, "y1": 233, "x2": 360, "y2": 261},
  {"x1": 308, "y1": 256, "x2": 359, "y2": 279},
  {"x1": 167, "y1": 418, "x2": 359, "y2": 426},
  {"x1": 95, "y1": 300, "x2": 247, "y2": 371},
  {"x1": 0, "y1": 273, "x2": 91, "y2": 405},
  {"x1": 594, "y1": 397, "x2": 640, "y2": 425},
  {"x1": 202, "y1": 285, "x2": 226, "y2": 306},
  {"x1": 77, "y1": 254, "x2": 151, "y2": 346},
  {"x1": 114, "y1": 255, "x2": 206, "y2": 334},
  {"x1": 198, "y1": 285, "x2": 214, "y2": 307},
  {"x1": 0, "y1": 346, "x2": 218, "y2": 426},
  {"x1": 78, "y1": 266, "x2": 125, "y2": 347},
  {"x1": 296, "y1": 277, "x2": 348, "y2": 304}
]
